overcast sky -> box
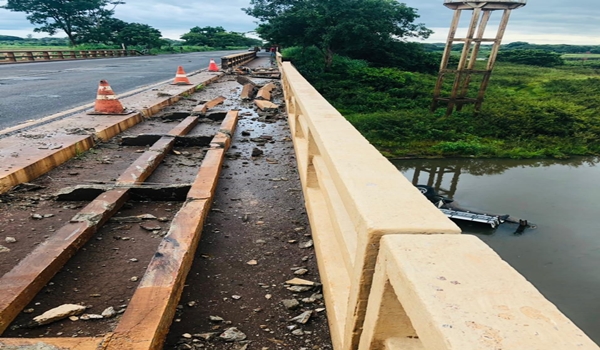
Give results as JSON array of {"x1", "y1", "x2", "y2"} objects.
[{"x1": 0, "y1": 0, "x2": 599, "y2": 45}]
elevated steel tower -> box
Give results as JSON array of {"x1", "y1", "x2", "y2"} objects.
[{"x1": 432, "y1": 0, "x2": 527, "y2": 115}]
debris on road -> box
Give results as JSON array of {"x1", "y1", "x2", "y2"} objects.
[{"x1": 30, "y1": 304, "x2": 86, "y2": 327}]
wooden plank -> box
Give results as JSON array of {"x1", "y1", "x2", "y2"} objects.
[
  {"x1": 106, "y1": 111, "x2": 238, "y2": 350},
  {"x1": 167, "y1": 116, "x2": 199, "y2": 136},
  {"x1": 186, "y1": 149, "x2": 225, "y2": 200},
  {"x1": 116, "y1": 138, "x2": 176, "y2": 185},
  {"x1": 210, "y1": 110, "x2": 239, "y2": 150},
  {"x1": 0, "y1": 189, "x2": 129, "y2": 334},
  {"x1": 116, "y1": 117, "x2": 198, "y2": 185},
  {"x1": 106, "y1": 199, "x2": 210, "y2": 350}
]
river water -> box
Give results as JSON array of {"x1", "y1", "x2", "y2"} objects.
[{"x1": 394, "y1": 157, "x2": 600, "y2": 345}]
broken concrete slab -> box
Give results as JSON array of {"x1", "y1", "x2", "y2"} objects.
[
  {"x1": 55, "y1": 184, "x2": 192, "y2": 201},
  {"x1": 175, "y1": 135, "x2": 212, "y2": 147},
  {"x1": 204, "y1": 110, "x2": 229, "y2": 121},
  {"x1": 192, "y1": 96, "x2": 226, "y2": 115},
  {"x1": 236, "y1": 76, "x2": 256, "y2": 87},
  {"x1": 255, "y1": 100, "x2": 279, "y2": 111},
  {"x1": 241, "y1": 84, "x2": 255, "y2": 101},
  {"x1": 256, "y1": 83, "x2": 276, "y2": 101},
  {"x1": 121, "y1": 134, "x2": 165, "y2": 146},
  {"x1": 161, "y1": 111, "x2": 191, "y2": 120},
  {"x1": 285, "y1": 278, "x2": 317, "y2": 286},
  {"x1": 121, "y1": 135, "x2": 212, "y2": 147},
  {"x1": 31, "y1": 304, "x2": 86, "y2": 327}
]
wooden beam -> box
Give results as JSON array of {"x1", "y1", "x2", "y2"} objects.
[
  {"x1": 432, "y1": 9, "x2": 462, "y2": 111},
  {"x1": 106, "y1": 111, "x2": 238, "y2": 350}
]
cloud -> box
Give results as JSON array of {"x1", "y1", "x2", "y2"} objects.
[
  {"x1": 112, "y1": 0, "x2": 258, "y2": 37},
  {"x1": 0, "y1": 0, "x2": 258, "y2": 39},
  {"x1": 0, "y1": 0, "x2": 599, "y2": 44},
  {"x1": 405, "y1": 0, "x2": 600, "y2": 44}
]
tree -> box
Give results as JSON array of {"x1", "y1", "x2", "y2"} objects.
[
  {"x1": 79, "y1": 19, "x2": 163, "y2": 49},
  {"x1": 181, "y1": 26, "x2": 226, "y2": 46},
  {"x1": 79, "y1": 17, "x2": 127, "y2": 44},
  {"x1": 244, "y1": 0, "x2": 432, "y2": 67},
  {"x1": 1, "y1": 0, "x2": 123, "y2": 46},
  {"x1": 181, "y1": 26, "x2": 262, "y2": 48},
  {"x1": 117, "y1": 23, "x2": 163, "y2": 50}
]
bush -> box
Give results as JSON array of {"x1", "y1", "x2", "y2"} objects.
[{"x1": 496, "y1": 50, "x2": 564, "y2": 67}]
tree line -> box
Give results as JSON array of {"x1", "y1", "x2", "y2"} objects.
[
  {"x1": 1, "y1": 0, "x2": 261, "y2": 50},
  {"x1": 244, "y1": 0, "x2": 437, "y2": 71}
]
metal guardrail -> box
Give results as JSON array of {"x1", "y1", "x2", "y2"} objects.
[
  {"x1": 278, "y1": 58, "x2": 600, "y2": 350},
  {"x1": 221, "y1": 51, "x2": 257, "y2": 69},
  {"x1": 0, "y1": 49, "x2": 141, "y2": 64}
]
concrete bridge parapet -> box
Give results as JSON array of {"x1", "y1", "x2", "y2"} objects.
[{"x1": 277, "y1": 56, "x2": 599, "y2": 350}]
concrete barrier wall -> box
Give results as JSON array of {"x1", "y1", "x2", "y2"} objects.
[
  {"x1": 221, "y1": 51, "x2": 257, "y2": 69},
  {"x1": 278, "y1": 60, "x2": 600, "y2": 350},
  {"x1": 360, "y1": 235, "x2": 599, "y2": 350}
]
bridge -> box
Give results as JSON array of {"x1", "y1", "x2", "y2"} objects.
[{"x1": 0, "y1": 53, "x2": 597, "y2": 349}]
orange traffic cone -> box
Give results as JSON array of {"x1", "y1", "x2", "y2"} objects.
[
  {"x1": 208, "y1": 59, "x2": 219, "y2": 72},
  {"x1": 171, "y1": 66, "x2": 192, "y2": 85},
  {"x1": 87, "y1": 80, "x2": 128, "y2": 115}
]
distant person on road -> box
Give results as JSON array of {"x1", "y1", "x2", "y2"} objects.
[{"x1": 269, "y1": 46, "x2": 277, "y2": 65}]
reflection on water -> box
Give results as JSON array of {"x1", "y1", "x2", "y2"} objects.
[{"x1": 395, "y1": 157, "x2": 600, "y2": 345}]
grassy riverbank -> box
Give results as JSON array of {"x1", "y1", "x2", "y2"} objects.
[{"x1": 283, "y1": 47, "x2": 600, "y2": 159}]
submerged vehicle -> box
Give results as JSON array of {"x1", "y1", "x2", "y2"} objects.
[{"x1": 416, "y1": 185, "x2": 531, "y2": 232}]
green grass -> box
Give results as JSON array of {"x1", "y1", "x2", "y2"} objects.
[
  {"x1": 562, "y1": 53, "x2": 600, "y2": 59},
  {"x1": 284, "y1": 47, "x2": 600, "y2": 159}
]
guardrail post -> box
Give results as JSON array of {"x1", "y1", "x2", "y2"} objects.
[
  {"x1": 69, "y1": 51, "x2": 76, "y2": 59},
  {"x1": 5, "y1": 52, "x2": 17, "y2": 62},
  {"x1": 90, "y1": 50, "x2": 97, "y2": 58},
  {"x1": 80, "y1": 51, "x2": 88, "y2": 58},
  {"x1": 42, "y1": 51, "x2": 50, "y2": 60},
  {"x1": 25, "y1": 52, "x2": 34, "y2": 61},
  {"x1": 57, "y1": 51, "x2": 64, "y2": 59}
]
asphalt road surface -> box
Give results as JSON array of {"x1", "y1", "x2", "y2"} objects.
[{"x1": 0, "y1": 50, "x2": 244, "y2": 131}]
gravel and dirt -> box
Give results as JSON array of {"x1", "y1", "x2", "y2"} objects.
[{"x1": 0, "y1": 56, "x2": 332, "y2": 350}]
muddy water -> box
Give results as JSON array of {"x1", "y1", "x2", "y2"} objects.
[{"x1": 394, "y1": 157, "x2": 600, "y2": 345}]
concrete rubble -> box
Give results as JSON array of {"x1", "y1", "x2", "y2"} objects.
[{"x1": 31, "y1": 304, "x2": 87, "y2": 326}]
